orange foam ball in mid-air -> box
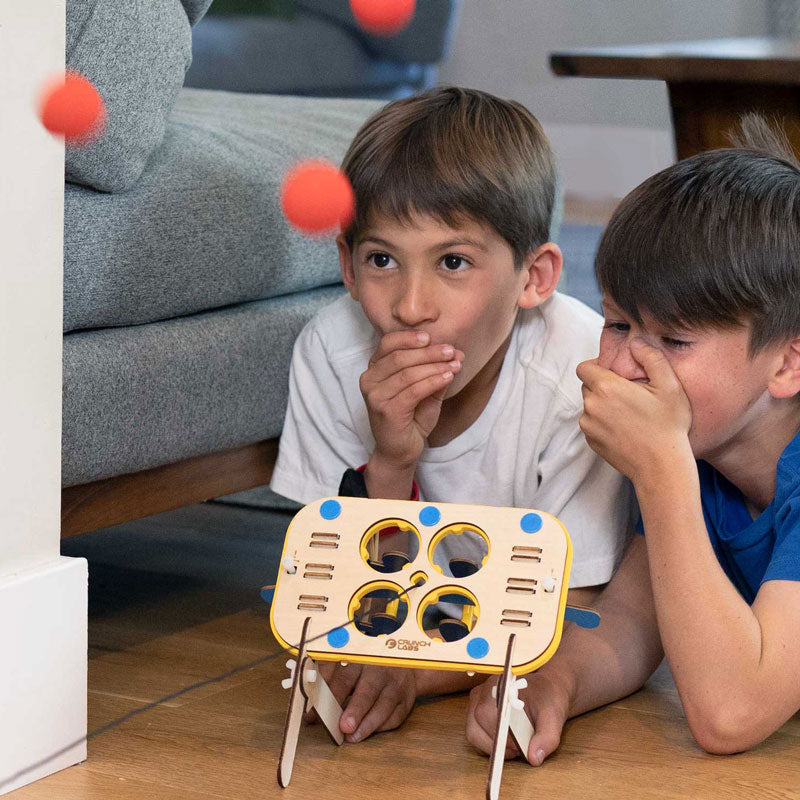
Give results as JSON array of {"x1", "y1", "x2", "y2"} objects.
[
  {"x1": 349, "y1": 0, "x2": 416, "y2": 35},
  {"x1": 280, "y1": 160, "x2": 355, "y2": 235},
  {"x1": 39, "y1": 71, "x2": 105, "y2": 143}
]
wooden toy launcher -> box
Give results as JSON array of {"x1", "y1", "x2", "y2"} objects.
[
  {"x1": 269, "y1": 496, "x2": 594, "y2": 800},
  {"x1": 270, "y1": 497, "x2": 572, "y2": 674}
]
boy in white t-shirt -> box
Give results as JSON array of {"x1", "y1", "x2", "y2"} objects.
[{"x1": 270, "y1": 86, "x2": 637, "y2": 750}]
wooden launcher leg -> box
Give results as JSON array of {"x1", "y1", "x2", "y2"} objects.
[
  {"x1": 485, "y1": 633, "x2": 536, "y2": 800},
  {"x1": 299, "y1": 655, "x2": 345, "y2": 746},
  {"x1": 277, "y1": 617, "x2": 346, "y2": 788},
  {"x1": 277, "y1": 617, "x2": 311, "y2": 788}
]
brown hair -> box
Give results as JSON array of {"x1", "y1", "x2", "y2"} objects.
[
  {"x1": 595, "y1": 115, "x2": 800, "y2": 354},
  {"x1": 341, "y1": 86, "x2": 556, "y2": 268}
]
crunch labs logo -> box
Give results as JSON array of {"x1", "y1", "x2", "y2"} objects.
[{"x1": 385, "y1": 638, "x2": 431, "y2": 651}]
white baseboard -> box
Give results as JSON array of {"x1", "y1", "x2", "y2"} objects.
[
  {"x1": 0, "y1": 557, "x2": 88, "y2": 795},
  {"x1": 543, "y1": 122, "x2": 677, "y2": 199}
]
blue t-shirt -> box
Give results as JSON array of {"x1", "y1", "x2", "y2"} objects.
[{"x1": 638, "y1": 429, "x2": 800, "y2": 605}]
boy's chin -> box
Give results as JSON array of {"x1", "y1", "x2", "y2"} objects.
[{"x1": 442, "y1": 376, "x2": 463, "y2": 400}]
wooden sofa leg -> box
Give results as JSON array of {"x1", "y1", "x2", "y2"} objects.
[{"x1": 61, "y1": 438, "x2": 279, "y2": 538}]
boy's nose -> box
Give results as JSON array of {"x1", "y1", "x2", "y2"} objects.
[
  {"x1": 392, "y1": 275, "x2": 437, "y2": 327},
  {"x1": 600, "y1": 339, "x2": 649, "y2": 381}
]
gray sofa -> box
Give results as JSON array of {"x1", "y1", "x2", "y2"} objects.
[
  {"x1": 63, "y1": 90, "x2": 377, "y2": 487},
  {"x1": 61, "y1": 0, "x2": 459, "y2": 533}
]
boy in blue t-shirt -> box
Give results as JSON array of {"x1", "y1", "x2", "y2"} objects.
[{"x1": 468, "y1": 116, "x2": 800, "y2": 761}]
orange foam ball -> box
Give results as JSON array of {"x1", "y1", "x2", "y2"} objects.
[
  {"x1": 350, "y1": 0, "x2": 416, "y2": 35},
  {"x1": 280, "y1": 160, "x2": 355, "y2": 235},
  {"x1": 39, "y1": 71, "x2": 105, "y2": 144}
]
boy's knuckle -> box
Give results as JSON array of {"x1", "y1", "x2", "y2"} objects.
[
  {"x1": 384, "y1": 681, "x2": 401, "y2": 700},
  {"x1": 400, "y1": 365, "x2": 416, "y2": 384}
]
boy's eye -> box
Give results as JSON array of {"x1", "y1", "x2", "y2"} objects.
[
  {"x1": 442, "y1": 255, "x2": 469, "y2": 271},
  {"x1": 662, "y1": 337, "x2": 691, "y2": 349},
  {"x1": 603, "y1": 321, "x2": 630, "y2": 334},
  {"x1": 368, "y1": 252, "x2": 393, "y2": 269}
]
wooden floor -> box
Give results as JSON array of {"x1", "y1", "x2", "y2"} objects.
[{"x1": 8, "y1": 501, "x2": 800, "y2": 799}]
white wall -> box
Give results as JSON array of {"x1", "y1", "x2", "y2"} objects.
[
  {"x1": 439, "y1": 0, "x2": 767, "y2": 196},
  {"x1": 0, "y1": 1, "x2": 66, "y2": 572},
  {"x1": 0, "y1": 1, "x2": 88, "y2": 794}
]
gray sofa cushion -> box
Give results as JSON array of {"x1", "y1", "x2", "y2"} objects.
[
  {"x1": 185, "y1": 13, "x2": 427, "y2": 96},
  {"x1": 62, "y1": 284, "x2": 346, "y2": 486},
  {"x1": 182, "y1": 0, "x2": 214, "y2": 25},
  {"x1": 65, "y1": 0, "x2": 199, "y2": 192},
  {"x1": 184, "y1": 3, "x2": 453, "y2": 97},
  {"x1": 296, "y1": 0, "x2": 462, "y2": 63},
  {"x1": 64, "y1": 89, "x2": 382, "y2": 333}
]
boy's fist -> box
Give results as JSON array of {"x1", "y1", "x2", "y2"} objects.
[
  {"x1": 360, "y1": 330, "x2": 464, "y2": 467},
  {"x1": 466, "y1": 671, "x2": 570, "y2": 767},
  {"x1": 304, "y1": 662, "x2": 417, "y2": 742}
]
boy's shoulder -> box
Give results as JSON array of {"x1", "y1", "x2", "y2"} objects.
[
  {"x1": 510, "y1": 292, "x2": 603, "y2": 408},
  {"x1": 540, "y1": 290, "x2": 603, "y2": 334},
  {"x1": 297, "y1": 291, "x2": 378, "y2": 364},
  {"x1": 517, "y1": 291, "x2": 603, "y2": 364}
]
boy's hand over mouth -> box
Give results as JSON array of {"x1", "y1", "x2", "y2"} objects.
[
  {"x1": 577, "y1": 340, "x2": 693, "y2": 482},
  {"x1": 361, "y1": 330, "x2": 464, "y2": 468}
]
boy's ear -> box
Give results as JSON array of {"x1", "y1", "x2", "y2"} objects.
[
  {"x1": 768, "y1": 334, "x2": 800, "y2": 399},
  {"x1": 517, "y1": 242, "x2": 563, "y2": 309},
  {"x1": 337, "y1": 233, "x2": 359, "y2": 301}
]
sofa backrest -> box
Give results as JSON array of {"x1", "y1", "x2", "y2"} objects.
[
  {"x1": 296, "y1": 0, "x2": 462, "y2": 63},
  {"x1": 66, "y1": 0, "x2": 213, "y2": 192}
]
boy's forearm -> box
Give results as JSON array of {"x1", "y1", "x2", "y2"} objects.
[
  {"x1": 364, "y1": 452, "x2": 417, "y2": 499},
  {"x1": 541, "y1": 537, "x2": 663, "y2": 719},
  {"x1": 413, "y1": 668, "x2": 484, "y2": 697},
  {"x1": 539, "y1": 596, "x2": 663, "y2": 719},
  {"x1": 634, "y1": 458, "x2": 768, "y2": 748}
]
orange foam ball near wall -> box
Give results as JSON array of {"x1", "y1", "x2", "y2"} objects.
[
  {"x1": 280, "y1": 160, "x2": 355, "y2": 235},
  {"x1": 39, "y1": 71, "x2": 105, "y2": 143},
  {"x1": 350, "y1": 0, "x2": 416, "y2": 35}
]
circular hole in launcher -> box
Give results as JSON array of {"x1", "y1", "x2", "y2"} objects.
[
  {"x1": 360, "y1": 518, "x2": 421, "y2": 573},
  {"x1": 429, "y1": 523, "x2": 489, "y2": 579},
  {"x1": 349, "y1": 581, "x2": 409, "y2": 637},
  {"x1": 417, "y1": 586, "x2": 480, "y2": 643}
]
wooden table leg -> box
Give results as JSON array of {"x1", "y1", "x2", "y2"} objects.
[{"x1": 668, "y1": 81, "x2": 800, "y2": 160}]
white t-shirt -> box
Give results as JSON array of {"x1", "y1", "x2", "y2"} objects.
[{"x1": 270, "y1": 291, "x2": 635, "y2": 587}]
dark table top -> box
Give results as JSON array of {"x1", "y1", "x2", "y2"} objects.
[{"x1": 551, "y1": 37, "x2": 800, "y2": 84}]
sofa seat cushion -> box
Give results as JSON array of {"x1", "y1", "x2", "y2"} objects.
[
  {"x1": 64, "y1": 89, "x2": 382, "y2": 333},
  {"x1": 62, "y1": 285, "x2": 346, "y2": 486}
]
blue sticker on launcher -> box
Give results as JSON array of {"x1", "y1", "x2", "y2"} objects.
[{"x1": 564, "y1": 606, "x2": 600, "y2": 629}]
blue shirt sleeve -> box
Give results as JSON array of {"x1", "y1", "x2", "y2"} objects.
[{"x1": 762, "y1": 492, "x2": 800, "y2": 586}]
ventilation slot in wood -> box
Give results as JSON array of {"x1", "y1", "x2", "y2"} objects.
[
  {"x1": 511, "y1": 545, "x2": 542, "y2": 563},
  {"x1": 501, "y1": 608, "x2": 532, "y2": 627},
  {"x1": 506, "y1": 577, "x2": 537, "y2": 594},
  {"x1": 297, "y1": 594, "x2": 328, "y2": 612},
  {"x1": 310, "y1": 532, "x2": 340, "y2": 549},
  {"x1": 304, "y1": 562, "x2": 334, "y2": 580}
]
